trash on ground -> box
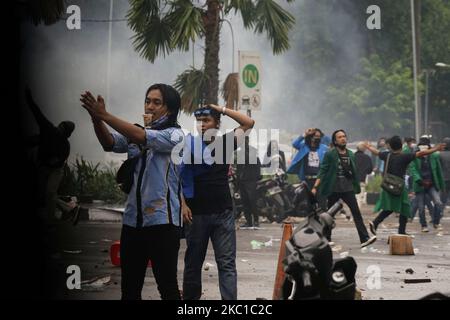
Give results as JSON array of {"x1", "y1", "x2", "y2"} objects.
[
  {"x1": 264, "y1": 239, "x2": 273, "y2": 247},
  {"x1": 63, "y1": 250, "x2": 82, "y2": 254},
  {"x1": 332, "y1": 245, "x2": 343, "y2": 252},
  {"x1": 405, "y1": 268, "x2": 414, "y2": 274},
  {"x1": 81, "y1": 275, "x2": 111, "y2": 291},
  {"x1": 250, "y1": 240, "x2": 264, "y2": 250},
  {"x1": 241, "y1": 259, "x2": 249, "y2": 262},
  {"x1": 404, "y1": 278, "x2": 431, "y2": 284},
  {"x1": 339, "y1": 251, "x2": 349, "y2": 258},
  {"x1": 413, "y1": 248, "x2": 420, "y2": 254},
  {"x1": 204, "y1": 262, "x2": 214, "y2": 271}
]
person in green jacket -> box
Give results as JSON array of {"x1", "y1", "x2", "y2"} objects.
[
  {"x1": 364, "y1": 136, "x2": 445, "y2": 236},
  {"x1": 312, "y1": 130, "x2": 376, "y2": 248},
  {"x1": 409, "y1": 136, "x2": 446, "y2": 232}
]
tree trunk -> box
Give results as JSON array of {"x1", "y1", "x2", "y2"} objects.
[{"x1": 203, "y1": 0, "x2": 221, "y2": 105}]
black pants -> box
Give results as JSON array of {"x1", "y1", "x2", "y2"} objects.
[
  {"x1": 373, "y1": 210, "x2": 407, "y2": 234},
  {"x1": 305, "y1": 178, "x2": 327, "y2": 211},
  {"x1": 120, "y1": 224, "x2": 181, "y2": 300},
  {"x1": 240, "y1": 180, "x2": 259, "y2": 225},
  {"x1": 328, "y1": 192, "x2": 370, "y2": 243}
]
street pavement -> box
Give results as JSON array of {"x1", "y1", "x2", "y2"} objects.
[{"x1": 47, "y1": 203, "x2": 450, "y2": 300}]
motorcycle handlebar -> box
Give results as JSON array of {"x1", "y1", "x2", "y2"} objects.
[{"x1": 326, "y1": 200, "x2": 344, "y2": 218}]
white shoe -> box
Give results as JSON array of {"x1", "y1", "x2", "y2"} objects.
[
  {"x1": 421, "y1": 227, "x2": 429, "y2": 233},
  {"x1": 361, "y1": 236, "x2": 377, "y2": 248}
]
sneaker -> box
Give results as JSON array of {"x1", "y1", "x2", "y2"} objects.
[
  {"x1": 434, "y1": 224, "x2": 443, "y2": 231},
  {"x1": 361, "y1": 236, "x2": 377, "y2": 248},
  {"x1": 369, "y1": 221, "x2": 377, "y2": 236},
  {"x1": 421, "y1": 227, "x2": 429, "y2": 233},
  {"x1": 401, "y1": 232, "x2": 415, "y2": 238}
]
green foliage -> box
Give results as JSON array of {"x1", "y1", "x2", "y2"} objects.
[
  {"x1": 59, "y1": 157, "x2": 126, "y2": 204},
  {"x1": 127, "y1": 0, "x2": 296, "y2": 112},
  {"x1": 324, "y1": 54, "x2": 420, "y2": 139},
  {"x1": 292, "y1": 0, "x2": 450, "y2": 139},
  {"x1": 174, "y1": 67, "x2": 209, "y2": 113},
  {"x1": 366, "y1": 174, "x2": 383, "y2": 193}
]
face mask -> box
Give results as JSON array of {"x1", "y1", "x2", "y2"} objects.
[
  {"x1": 418, "y1": 145, "x2": 428, "y2": 151},
  {"x1": 410, "y1": 143, "x2": 417, "y2": 149}
]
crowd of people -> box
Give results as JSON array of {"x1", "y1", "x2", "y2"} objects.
[{"x1": 26, "y1": 83, "x2": 448, "y2": 300}]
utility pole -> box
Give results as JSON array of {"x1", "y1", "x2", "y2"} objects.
[
  {"x1": 411, "y1": 0, "x2": 421, "y2": 139},
  {"x1": 106, "y1": 0, "x2": 114, "y2": 106}
]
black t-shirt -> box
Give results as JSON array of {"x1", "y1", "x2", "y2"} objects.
[
  {"x1": 379, "y1": 151, "x2": 416, "y2": 178},
  {"x1": 333, "y1": 151, "x2": 353, "y2": 193},
  {"x1": 187, "y1": 131, "x2": 240, "y2": 215},
  {"x1": 420, "y1": 157, "x2": 433, "y2": 181}
]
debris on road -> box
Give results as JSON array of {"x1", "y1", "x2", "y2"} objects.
[
  {"x1": 204, "y1": 262, "x2": 214, "y2": 271},
  {"x1": 332, "y1": 245, "x2": 343, "y2": 252},
  {"x1": 81, "y1": 275, "x2": 111, "y2": 292},
  {"x1": 63, "y1": 250, "x2": 82, "y2": 254},
  {"x1": 404, "y1": 278, "x2": 431, "y2": 284},
  {"x1": 250, "y1": 240, "x2": 267, "y2": 250},
  {"x1": 405, "y1": 268, "x2": 414, "y2": 274}
]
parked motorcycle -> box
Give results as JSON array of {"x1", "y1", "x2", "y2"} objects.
[
  {"x1": 255, "y1": 168, "x2": 296, "y2": 223},
  {"x1": 281, "y1": 182, "x2": 357, "y2": 300}
]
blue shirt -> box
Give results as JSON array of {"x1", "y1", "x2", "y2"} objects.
[
  {"x1": 287, "y1": 135, "x2": 328, "y2": 180},
  {"x1": 111, "y1": 127, "x2": 185, "y2": 228}
]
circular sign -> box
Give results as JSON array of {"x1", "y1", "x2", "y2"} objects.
[{"x1": 242, "y1": 64, "x2": 259, "y2": 88}]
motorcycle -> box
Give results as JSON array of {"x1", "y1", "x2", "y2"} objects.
[
  {"x1": 281, "y1": 182, "x2": 357, "y2": 300},
  {"x1": 255, "y1": 168, "x2": 296, "y2": 223},
  {"x1": 229, "y1": 165, "x2": 292, "y2": 223}
]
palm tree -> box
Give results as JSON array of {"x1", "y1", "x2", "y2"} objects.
[{"x1": 127, "y1": 0, "x2": 295, "y2": 113}]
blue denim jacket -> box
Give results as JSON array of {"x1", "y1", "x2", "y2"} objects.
[
  {"x1": 287, "y1": 135, "x2": 328, "y2": 180},
  {"x1": 111, "y1": 127, "x2": 185, "y2": 228}
]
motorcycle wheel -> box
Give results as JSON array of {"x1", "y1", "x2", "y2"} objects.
[{"x1": 267, "y1": 194, "x2": 286, "y2": 223}]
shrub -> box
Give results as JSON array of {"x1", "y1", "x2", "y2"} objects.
[{"x1": 59, "y1": 157, "x2": 126, "y2": 204}]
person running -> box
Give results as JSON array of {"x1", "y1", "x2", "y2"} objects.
[
  {"x1": 312, "y1": 130, "x2": 376, "y2": 248},
  {"x1": 364, "y1": 136, "x2": 445, "y2": 235}
]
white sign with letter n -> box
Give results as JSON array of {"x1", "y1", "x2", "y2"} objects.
[{"x1": 238, "y1": 51, "x2": 262, "y2": 111}]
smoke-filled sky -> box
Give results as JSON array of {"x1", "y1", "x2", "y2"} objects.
[{"x1": 20, "y1": 0, "x2": 367, "y2": 164}]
